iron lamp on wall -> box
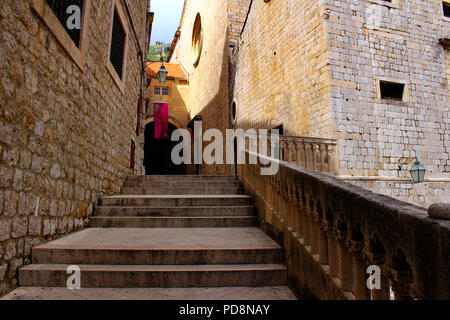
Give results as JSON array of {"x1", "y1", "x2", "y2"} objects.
[
  {"x1": 157, "y1": 63, "x2": 168, "y2": 84},
  {"x1": 410, "y1": 159, "x2": 426, "y2": 184}
]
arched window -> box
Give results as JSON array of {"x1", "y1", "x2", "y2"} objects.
[{"x1": 192, "y1": 13, "x2": 203, "y2": 67}]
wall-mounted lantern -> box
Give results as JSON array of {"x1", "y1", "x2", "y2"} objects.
[
  {"x1": 410, "y1": 159, "x2": 426, "y2": 184},
  {"x1": 157, "y1": 63, "x2": 168, "y2": 84}
]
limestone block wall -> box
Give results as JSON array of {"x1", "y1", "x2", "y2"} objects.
[
  {"x1": 169, "y1": 0, "x2": 232, "y2": 175},
  {"x1": 230, "y1": 0, "x2": 449, "y2": 207},
  {"x1": 227, "y1": 0, "x2": 251, "y2": 45},
  {"x1": 324, "y1": 0, "x2": 450, "y2": 179},
  {"x1": 342, "y1": 178, "x2": 450, "y2": 208},
  {"x1": 0, "y1": 0, "x2": 148, "y2": 296},
  {"x1": 231, "y1": 0, "x2": 332, "y2": 137}
]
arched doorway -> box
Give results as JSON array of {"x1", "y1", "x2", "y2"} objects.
[{"x1": 144, "y1": 122, "x2": 186, "y2": 175}]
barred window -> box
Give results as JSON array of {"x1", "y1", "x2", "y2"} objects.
[
  {"x1": 153, "y1": 87, "x2": 161, "y2": 95},
  {"x1": 110, "y1": 9, "x2": 126, "y2": 78},
  {"x1": 45, "y1": 0, "x2": 84, "y2": 47},
  {"x1": 162, "y1": 87, "x2": 169, "y2": 96}
]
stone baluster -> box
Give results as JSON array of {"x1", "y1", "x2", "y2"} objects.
[
  {"x1": 278, "y1": 140, "x2": 284, "y2": 161},
  {"x1": 336, "y1": 228, "x2": 353, "y2": 292},
  {"x1": 318, "y1": 222, "x2": 329, "y2": 265},
  {"x1": 287, "y1": 187, "x2": 296, "y2": 231},
  {"x1": 283, "y1": 140, "x2": 289, "y2": 162},
  {"x1": 287, "y1": 141, "x2": 296, "y2": 163},
  {"x1": 309, "y1": 208, "x2": 320, "y2": 255},
  {"x1": 312, "y1": 144, "x2": 319, "y2": 171},
  {"x1": 365, "y1": 249, "x2": 390, "y2": 300},
  {"x1": 319, "y1": 144, "x2": 326, "y2": 172},
  {"x1": 349, "y1": 240, "x2": 370, "y2": 299},
  {"x1": 303, "y1": 200, "x2": 312, "y2": 246},
  {"x1": 391, "y1": 271, "x2": 414, "y2": 300},
  {"x1": 327, "y1": 144, "x2": 337, "y2": 174},
  {"x1": 267, "y1": 177, "x2": 274, "y2": 223},
  {"x1": 325, "y1": 223, "x2": 339, "y2": 278},
  {"x1": 293, "y1": 192, "x2": 302, "y2": 236},
  {"x1": 295, "y1": 141, "x2": 304, "y2": 167},
  {"x1": 304, "y1": 144, "x2": 312, "y2": 169}
]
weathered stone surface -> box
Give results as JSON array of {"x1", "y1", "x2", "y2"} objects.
[
  {"x1": 0, "y1": 167, "x2": 13, "y2": 189},
  {"x1": 11, "y1": 217, "x2": 27, "y2": 239},
  {"x1": 0, "y1": 0, "x2": 149, "y2": 296},
  {"x1": 28, "y1": 217, "x2": 41, "y2": 236},
  {"x1": 428, "y1": 203, "x2": 450, "y2": 220},
  {"x1": 24, "y1": 238, "x2": 41, "y2": 258},
  {"x1": 0, "y1": 220, "x2": 10, "y2": 242},
  {"x1": 3, "y1": 242, "x2": 16, "y2": 261},
  {"x1": 0, "y1": 191, "x2": 3, "y2": 215},
  {"x1": 8, "y1": 259, "x2": 22, "y2": 279},
  {"x1": 0, "y1": 265, "x2": 7, "y2": 281},
  {"x1": 12, "y1": 169, "x2": 23, "y2": 191},
  {"x1": 3, "y1": 192, "x2": 18, "y2": 217},
  {"x1": 228, "y1": 0, "x2": 450, "y2": 208}
]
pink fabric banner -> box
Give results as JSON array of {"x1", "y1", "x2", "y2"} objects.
[{"x1": 154, "y1": 103, "x2": 169, "y2": 139}]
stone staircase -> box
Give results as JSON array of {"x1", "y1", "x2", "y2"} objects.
[{"x1": 8, "y1": 175, "x2": 296, "y2": 299}]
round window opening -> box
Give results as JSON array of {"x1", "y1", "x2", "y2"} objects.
[{"x1": 192, "y1": 13, "x2": 203, "y2": 67}]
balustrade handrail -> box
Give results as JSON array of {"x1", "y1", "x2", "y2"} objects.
[
  {"x1": 241, "y1": 133, "x2": 338, "y2": 174},
  {"x1": 239, "y1": 149, "x2": 450, "y2": 300}
]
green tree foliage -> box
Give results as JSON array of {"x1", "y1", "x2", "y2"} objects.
[{"x1": 148, "y1": 43, "x2": 170, "y2": 62}]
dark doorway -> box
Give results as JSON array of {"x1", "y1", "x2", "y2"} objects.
[{"x1": 144, "y1": 122, "x2": 186, "y2": 175}]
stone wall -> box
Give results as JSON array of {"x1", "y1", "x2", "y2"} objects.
[
  {"x1": 325, "y1": 0, "x2": 450, "y2": 179},
  {"x1": 169, "y1": 0, "x2": 251, "y2": 175},
  {"x1": 231, "y1": 0, "x2": 332, "y2": 137},
  {"x1": 230, "y1": 0, "x2": 450, "y2": 206},
  {"x1": 342, "y1": 178, "x2": 450, "y2": 208},
  {"x1": 0, "y1": 0, "x2": 148, "y2": 296},
  {"x1": 227, "y1": 0, "x2": 251, "y2": 45}
]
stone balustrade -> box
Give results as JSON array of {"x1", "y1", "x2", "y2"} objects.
[
  {"x1": 244, "y1": 134, "x2": 338, "y2": 174},
  {"x1": 239, "y1": 150, "x2": 450, "y2": 300}
]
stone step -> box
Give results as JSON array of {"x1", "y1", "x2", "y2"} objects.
[
  {"x1": 99, "y1": 195, "x2": 253, "y2": 207},
  {"x1": 120, "y1": 187, "x2": 244, "y2": 195},
  {"x1": 123, "y1": 181, "x2": 241, "y2": 187},
  {"x1": 32, "y1": 247, "x2": 280, "y2": 265},
  {"x1": 94, "y1": 206, "x2": 255, "y2": 217},
  {"x1": 19, "y1": 264, "x2": 287, "y2": 288},
  {"x1": 127, "y1": 175, "x2": 239, "y2": 182},
  {"x1": 30, "y1": 228, "x2": 281, "y2": 264},
  {"x1": 1, "y1": 286, "x2": 298, "y2": 300},
  {"x1": 89, "y1": 216, "x2": 257, "y2": 228}
]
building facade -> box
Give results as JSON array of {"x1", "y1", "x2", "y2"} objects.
[
  {"x1": 0, "y1": 0, "x2": 151, "y2": 295},
  {"x1": 143, "y1": 0, "x2": 450, "y2": 207},
  {"x1": 230, "y1": 0, "x2": 450, "y2": 207},
  {"x1": 142, "y1": 62, "x2": 189, "y2": 174}
]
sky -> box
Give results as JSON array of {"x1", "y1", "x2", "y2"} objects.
[{"x1": 150, "y1": 0, "x2": 185, "y2": 45}]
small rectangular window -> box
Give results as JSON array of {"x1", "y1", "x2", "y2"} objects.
[
  {"x1": 153, "y1": 87, "x2": 161, "y2": 95},
  {"x1": 110, "y1": 9, "x2": 126, "y2": 78},
  {"x1": 380, "y1": 81, "x2": 405, "y2": 101},
  {"x1": 444, "y1": 2, "x2": 450, "y2": 18},
  {"x1": 162, "y1": 87, "x2": 169, "y2": 96},
  {"x1": 45, "y1": 0, "x2": 85, "y2": 47},
  {"x1": 130, "y1": 140, "x2": 135, "y2": 169}
]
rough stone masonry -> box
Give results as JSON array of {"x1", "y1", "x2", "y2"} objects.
[
  {"x1": 0, "y1": 0, "x2": 149, "y2": 296},
  {"x1": 230, "y1": 0, "x2": 450, "y2": 207}
]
